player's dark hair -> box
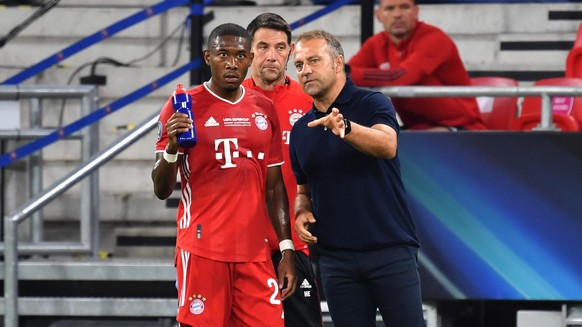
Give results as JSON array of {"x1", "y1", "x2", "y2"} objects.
[
  {"x1": 207, "y1": 23, "x2": 250, "y2": 49},
  {"x1": 246, "y1": 13, "x2": 292, "y2": 45}
]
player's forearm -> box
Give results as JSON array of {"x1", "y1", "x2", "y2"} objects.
[
  {"x1": 151, "y1": 154, "x2": 179, "y2": 199},
  {"x1": 266, "y1": 180, "x2": 292, "y2": 241}
]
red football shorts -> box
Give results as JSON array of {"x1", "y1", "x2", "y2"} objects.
[{"x1": 175, "y1": 247, "x2": 284, "y2": 327}]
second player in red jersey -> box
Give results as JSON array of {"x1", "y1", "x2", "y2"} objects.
[{"x1": 243, "y1": 13, "x2": 323, "y2": 327}]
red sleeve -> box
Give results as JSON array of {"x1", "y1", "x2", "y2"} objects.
[{"x1": 155, "y1": 96, "x2": 174, "y2": 153}]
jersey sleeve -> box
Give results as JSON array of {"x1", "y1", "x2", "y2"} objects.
[{"x1": 155, "y1": 97, "x2": 173, "y2": 153}]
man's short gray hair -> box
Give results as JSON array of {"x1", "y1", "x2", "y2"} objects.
[{"x1": 296, "y1": 29, "x2": 344, "y2": 59}]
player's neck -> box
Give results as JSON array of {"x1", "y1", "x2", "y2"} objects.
[{"x1": 205, "y1": 80, "x2": 243, "y2": 102}]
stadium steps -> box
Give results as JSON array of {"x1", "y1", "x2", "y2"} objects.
[
  {"x1": 0, "y1": 259, "x2": 177, "y2": 318},
  {"x1": 0, "y1": 257, "x2": 347, "y2": 325}
]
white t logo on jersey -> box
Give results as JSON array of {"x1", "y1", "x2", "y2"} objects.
[
  {"x1": 215, "y1": 138, "x2": 239, "y2": 168},
  {"x1": 282, "y1": 130, "x2": 291, "y2": 145}
]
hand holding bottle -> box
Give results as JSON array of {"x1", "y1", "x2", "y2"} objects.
[{"x1": 172, "y1": 83, "x2": 197, "y2": 148}]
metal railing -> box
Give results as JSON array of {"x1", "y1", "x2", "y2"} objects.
[
  {"x1": 3, "y1": 84, "x2": 582, "y2": 327},
  {"x1": 377, "y1": 85, "x2": 582, "y2": 131},
  {"x1": 0, "y1": 85, "x2": 99, "y2": 253},
  {"x1": 3, "y1": 108, "x2": 159, "y2": 327}
]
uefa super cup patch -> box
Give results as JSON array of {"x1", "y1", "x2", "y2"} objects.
[
  {"x1": 252, "y1": 112, "x2": 268, "y2": 131},
  {"x1": 223, "y1": 116, "x2": 251, "y2": 127},
  {"x1": 189, "y1": 294, "x2": 206, "y2": 315}
]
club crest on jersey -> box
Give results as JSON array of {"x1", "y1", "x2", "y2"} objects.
[
  {"x1": 288, "y1": 109, "x2": 305, "y2": 126},
  {"x1": 189, "y1": 294, "x2": 206, "y2": 315},
  {"x1": 157, "y1": 121, "x2": 163, "y2": 140},
  {"x1": 379, "y1": 62, "x2": 391, "y2": 70},
  {"x1": 252, "y1": 112, "x2": 268, "y2": 131}
]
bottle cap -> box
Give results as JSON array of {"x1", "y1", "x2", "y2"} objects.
[{"x1": 175, "y1": 83, "x2": 186, "y2": 94}]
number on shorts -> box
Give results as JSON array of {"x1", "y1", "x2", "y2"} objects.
[{"x1": 267, "y1": 278, "x2": 281, "y2": 305}]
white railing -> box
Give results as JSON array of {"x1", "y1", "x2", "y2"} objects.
[{"x1": 376, "y1": 85, "x2": 582, "y2": 131}]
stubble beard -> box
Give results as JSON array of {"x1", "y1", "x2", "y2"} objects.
[
  {"x1": 260, "y1": 67, "x2": 284, "y2": 85},
  {"x1": 303, "y1": 81, "x2": 325, "y2": 100},
  {"x1": 223, "y1": 83, "x2": 240, "y2": 93}
]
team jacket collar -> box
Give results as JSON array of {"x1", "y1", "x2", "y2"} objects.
[{"x1": 248, "y1": 76, "x2": 291, "y2": 94}]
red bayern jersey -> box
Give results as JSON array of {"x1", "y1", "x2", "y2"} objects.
[
  {"x1": 242, "y1": 76, "x2": 312, "y2": 254},
  {"x1": 156, "y1": 83, "x2": 284, "y2": 262}
]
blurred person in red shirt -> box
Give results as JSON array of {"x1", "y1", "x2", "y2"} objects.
[{"x1": 348, "y1": 0, "x2": 486, "y2": 131}]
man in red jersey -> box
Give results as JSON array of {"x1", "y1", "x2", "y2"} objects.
[
  {"x1": 242, "y1": 13, "x2": 323, "y2": 327},
  {"x1": 348, "y1": 0, "x2": 486, "y2": 131},
  {"x1": 152, "y1": 23, "x2": 296, "y2": 327}
]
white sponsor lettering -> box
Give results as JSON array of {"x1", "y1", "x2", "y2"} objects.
[
  {"x1": 215, "y1": 138, "x2": 239, "y2": 168},
  {"x1": 282, "y1": 130, "x2": 291, "y2": 145}
]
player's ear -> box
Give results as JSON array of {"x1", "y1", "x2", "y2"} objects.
[
  {"x1": 335, "y1": 55, "x2": 345, "y2": 74},
  {"x1": 203, "y1": 49, "x2": 211, "y2": 65}
]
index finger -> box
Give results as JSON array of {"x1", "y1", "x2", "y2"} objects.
[{"x1": 307, "y1": 116, "x2": 325, "y2": 128}]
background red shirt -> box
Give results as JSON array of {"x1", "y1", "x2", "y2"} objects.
[{"x1": 349, "y1": 21, "x2": 486, "y2": 130}]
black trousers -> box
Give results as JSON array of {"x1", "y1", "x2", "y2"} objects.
[
  {"x1": 318, "y1": 245, "x2": 425, "y2": 327},
  {"x1": 271, "y1": 250, "x2": 323, "y2": 327}
]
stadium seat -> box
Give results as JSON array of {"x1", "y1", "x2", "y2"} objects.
[
  {"x1": 470, "y1": 77, "x2": 519, "y2": 130},
  {"x1": 511, "y1": 113, "x2": 580, "y2": 131},
  {"x1": 512, "y1": 77, "x2": 582, "y2": 131},
  {"x1": 565, "y1": 23, "x2": 582, "y2": 78}
]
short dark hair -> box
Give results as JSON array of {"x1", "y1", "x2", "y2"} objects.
[
  {"x1": 246, "y1": 13, "x2": 292, "y2": 45},
  {"x1": 207, "y1": 23, "x2": 250, "y2": 49}
]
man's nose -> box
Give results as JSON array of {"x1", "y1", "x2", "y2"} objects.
[
  {"x1": 225, "y1": 56, "x2": 236, "y2": 68},
  {"x1": 266, "y1": 48, "x2": 277, "y2": 61}
]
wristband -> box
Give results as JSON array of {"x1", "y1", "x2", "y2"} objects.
[
  {"x1": 343, "y1": 118, "x2": 352, "y2": 135},
  {"x1": 163, "y1": 151, "x2": 178, "y2": 163},
  {"x1": 279, "y1": 239, "x2": 295, "y2": 253}
]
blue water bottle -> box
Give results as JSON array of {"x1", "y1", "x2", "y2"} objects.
[{"x1": 172, "y1": 83, "x2": 197, "y2": 148}]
